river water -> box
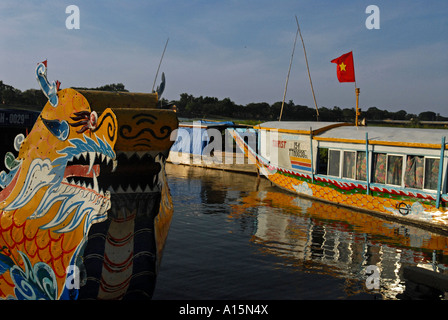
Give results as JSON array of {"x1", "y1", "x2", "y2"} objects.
[{"x1": 152, "y1": 163, "x2": 448, "y2": 300}]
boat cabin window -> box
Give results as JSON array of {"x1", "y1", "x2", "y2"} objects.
[
  {"x1": 342, "y1": 151, "x2": 355, "y2": 179},
  {"x1": 424, "y1": 157, "x2": 439, "y2": 190},
  {"x1": 386, "y1": 155, "x2": 403, "y2": 186},
  {"x1": 372, "y1": 153, "x2": 386, "y2": 184},
  {"x1": 372, "y1": 153, "x2": 403, "y2": 186},
  {"x1": 317, "y1": 148, "x2": 328, "y2": 175},
  {"x1": 342, "y1": 151, "x2": 367, "y2": 180},
  {"x1": 371, "y1": 152, "x2": 441, "y2": 190},
  {"x1": 404, "y1": 155, "x2": 424, "y2": 189},
  {"x1": 356, "y1": 151, "x2": 367, "y2": 181},
  {"x1": 319, "y1": 148, "x2": 366, "y2": 179},
  {"x1": 328, "y1": 150, "x2": 340, "y2": 177},
  {"x1": 318, "y1": 147, "x2": 441, "y2": 192}
]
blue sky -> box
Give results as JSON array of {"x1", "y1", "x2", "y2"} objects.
[{"x1": 0, "y1": 0, "x2": 447, "y2": 116}]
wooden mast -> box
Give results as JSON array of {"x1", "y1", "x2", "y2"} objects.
[
  {"x1": 296, "y1": 15, "x2": 319, "y2": 121},
  {"x1": 279, "y1": 16, "x2": 319, "y2": 121},
  {"x1": 279, "y1": 20, "x2": 299, "y2": 121},
  {"x1": 152, "y1": 38, "x2": 169, "y2": 93}
]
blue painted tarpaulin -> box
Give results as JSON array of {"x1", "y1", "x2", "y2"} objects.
[{"x1": 171, "y1": 120, "x2": 235, "y2": 155}]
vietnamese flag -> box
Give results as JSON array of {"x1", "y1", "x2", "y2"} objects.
[{"x1": 331, "y1": 51, "x2": 355, "y2": 82}]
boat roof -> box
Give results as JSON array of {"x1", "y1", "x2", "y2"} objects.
[
  {"x1": 256, "y1": 121, "x2": 448, "y2": 149},
  {"x1": 255, "y1": 121, "x2": 352, "y2": 135},
  {"x1": 179, "y1": 120, "x2": 248, "y2": 129}
]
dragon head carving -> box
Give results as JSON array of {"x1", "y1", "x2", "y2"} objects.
[
  {"x1": 0, "y1": 62, "x2": 177, "y2": 300},
  {"x1": 0, "y1": 63, "x2": 119, "y2": 299}
]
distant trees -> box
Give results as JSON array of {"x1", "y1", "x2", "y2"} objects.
[
  {"x1": 0, "y1": 81, "x2": 46, "y2": 107},
  {"x1": 72, "y1": 83, "x2": 128, "y2": 92},
  {"x1": 0, "y1": 82, "x2": 128, "y2": 110},
  {"x1": 0, "y1": 80, "x2": 446, "y2": 124},
  {"x1": 173, "y1": 93, "x2": 447, "y2": 124}
]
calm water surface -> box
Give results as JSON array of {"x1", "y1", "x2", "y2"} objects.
[{"x1": 152, "y1": 164, "x2": 448, "y2": 300}]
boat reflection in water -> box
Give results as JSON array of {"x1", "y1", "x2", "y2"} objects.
[
  {"x1": 79, "y1": 155, "x2": 173, "y2": 300},
  {"x1": 229, "y1": 182, "x2": 448, "y2": 299}
]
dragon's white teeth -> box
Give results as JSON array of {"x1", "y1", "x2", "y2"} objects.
[
  {"x1": 112, "y1": 159, "x2": 118, "y2": 172},
  {"x1": 87, "y1": 152, "x2": 95, "y2": 174},
  {"x1": 101, "y1": 153, "x2": 106, "y2": 162},
  {"x1": 93, "y1": 171, "x2": 99, "y2": 193}
]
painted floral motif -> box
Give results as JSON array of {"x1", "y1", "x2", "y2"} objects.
[
  {"x1": 0, "y1": 250, "x2": 58, "y2": 300},
  {"x1": 293, "y1": 182, "x2": 313, "y2": 196}
]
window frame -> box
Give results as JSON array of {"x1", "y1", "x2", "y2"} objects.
[
  {"x1": 327, "y1": 149, "x2": 341, "y2": 177},
  {"x1": 342, "y1": 150, "x2": 356, "y2": 180},
  {"x1": 422, "y1": 156, "x2": 440, "y2": 192},
  {"x1": 386, "y1": 154, "x2": 404, "y2": 186}
]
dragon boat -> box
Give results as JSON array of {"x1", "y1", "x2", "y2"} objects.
[
  {"x1": 0, "y1": 62, "x2": 178, "y2": 300},
  {"x1": 229, "y1": 121, "x2": 448, "y2": 234}
]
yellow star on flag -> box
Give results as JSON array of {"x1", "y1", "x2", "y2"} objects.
[{"x1": 331, "y1": 51, "x2": 355, "y2": 82}]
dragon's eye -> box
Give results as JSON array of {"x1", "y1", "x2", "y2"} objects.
[{"x1": 41, "y1": 117, "x2": 70, "y2": 141}]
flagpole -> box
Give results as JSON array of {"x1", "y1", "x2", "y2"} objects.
[
  {"x1": 353, "y1": 52, "x2": 359, "y2": 127},
  {"x1": 355, "y1": 86, "x2": 360, "y2": 127}
]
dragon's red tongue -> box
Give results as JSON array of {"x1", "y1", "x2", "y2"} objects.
[{"x1": 64, "y1": 164, "x2": 100, "y2": 178}]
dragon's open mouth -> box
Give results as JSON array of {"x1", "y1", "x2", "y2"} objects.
[
  {"x1": 62, "y1": 151, "x2": 165, "y2": 195},
  {"x1": 106, "y1": 152, "x2": 164, "y2": 193},
  {"x1": 63, "y1": 151, "x2": 116, "y2": 195}
]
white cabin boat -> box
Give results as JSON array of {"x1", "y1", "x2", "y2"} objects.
[{"x1": 230, "y1": 121, "x2": 448, "y2": 233}]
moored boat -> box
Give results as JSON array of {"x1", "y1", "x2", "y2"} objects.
[
  {"x1": 229, "y1": 121, "x2": 448, "y2": 233},
  {"x1": 168, "y1": 120, "x2": 257, "y2": 174}
]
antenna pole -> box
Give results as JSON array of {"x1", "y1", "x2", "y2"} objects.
[{"x1": 152, "y1": 38, "x2": 169, "y2": 92}]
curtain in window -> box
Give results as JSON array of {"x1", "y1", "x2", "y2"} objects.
[
  {"x1": 372, "y1": 153, "x2": 386, "y2": 183},
  {"x1": 342, "y1": 151, "x2": 355, "y2": 179},
  {"x1": 404, "y1": 155, "x2": 424, "y2": 189},
  {"x1": 356, "y1": 151, "x2": 366, "y2": 181},
  {"x1": 424, "y1": 158, "x2": 439, "y2": 190},
  {"x1": 387, "y1": 155, "x2": 403, "y2": 186}
]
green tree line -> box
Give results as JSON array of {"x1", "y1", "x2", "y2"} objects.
[
  {"x1": 173, "y1": 93, "x2": 447, "y2": 123},
  {"x1": 1, "y1": 81, "x2": 445, "y2": 124},
  {"x1": 0, "y1": 81, "x2": 128, "y2": 109}
]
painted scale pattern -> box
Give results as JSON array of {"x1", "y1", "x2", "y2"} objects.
[{"x1": 0, "y1": 210, "x2": 81, "y2": 297}]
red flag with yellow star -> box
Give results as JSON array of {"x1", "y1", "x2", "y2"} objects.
[{"x1": 331, "y1": 51, "x2": 355, "y2": 82}]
